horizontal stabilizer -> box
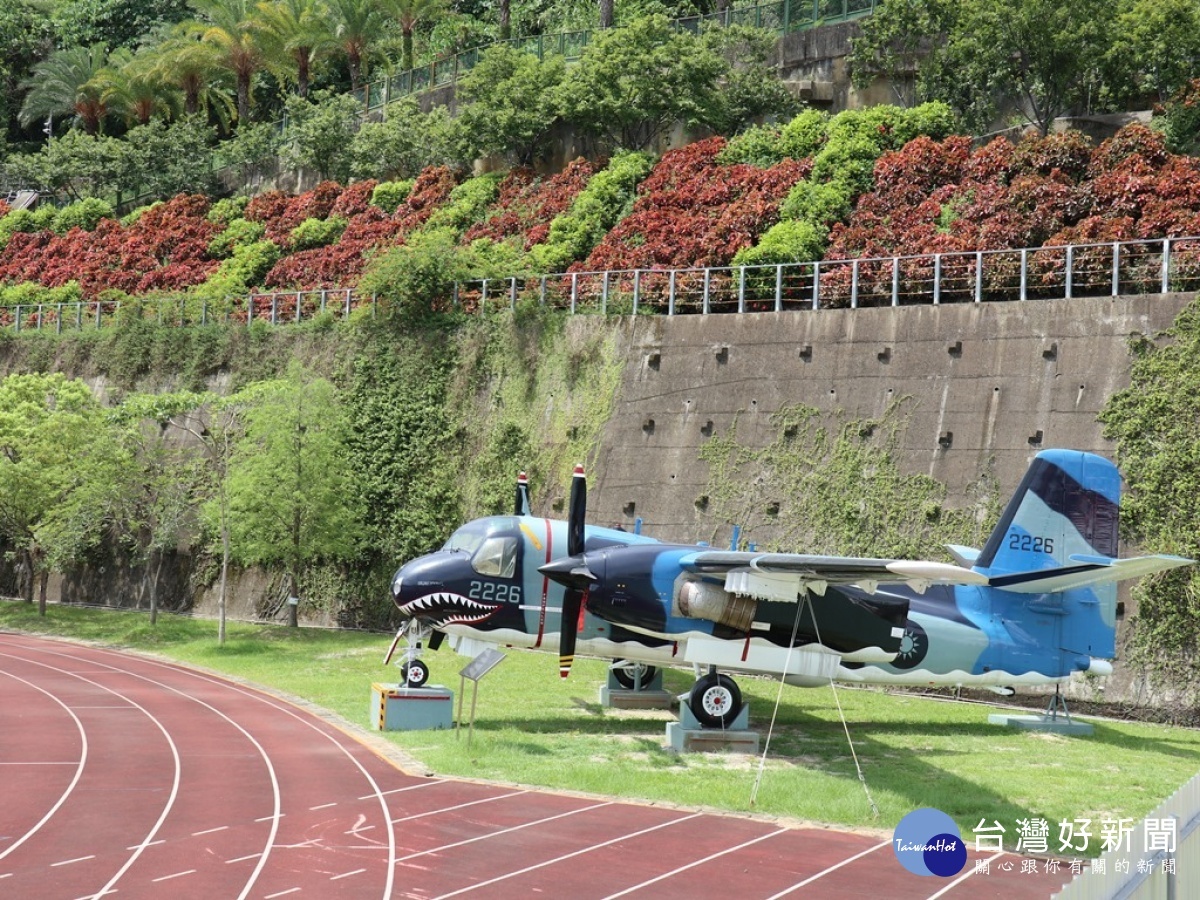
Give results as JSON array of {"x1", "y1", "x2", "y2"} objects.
[{"x1": 988, "y1": 554, "x2": 1193, "y2": 594}]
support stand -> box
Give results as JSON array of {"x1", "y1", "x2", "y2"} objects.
[
  {"x1": 666, "y1": 702, "x2": 760, "y2": 753},
  {"x1": 987, "y1": 685, "x2": 1094, "y2": 736},
  {"x1": 598, "y1": 667, "x2": 673, "y2": 710}
]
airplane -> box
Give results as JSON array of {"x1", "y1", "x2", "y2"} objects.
[{"x1": 386, "y1": 449, "x2": 1192, "y2": 728}]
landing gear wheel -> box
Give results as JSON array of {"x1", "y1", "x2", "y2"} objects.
[
  {"x1": 400, "y1": 659, "x2": 430, "y2": 688},
  {"x1": 612, "y1": 660, "x2": 658, "y2": 691},
  {"x1": 688, "y1": 673, "x2": 742, "y2": 728}
]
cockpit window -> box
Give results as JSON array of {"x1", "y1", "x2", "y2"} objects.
[
  {"x1": 471, "y1": 536, "x2": 518, "y2": 578},
  {"x1": 442, "y1": 523, "x2": 488, "y2": 554}
]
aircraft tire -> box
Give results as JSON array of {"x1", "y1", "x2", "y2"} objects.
[
  {"x1": 612, "y1": 660, "x2": 658, "y2": 691},
  {"x1": 688, "y1": 673, "x2": 742, "y2": 729},
  {"x1": 401, "y1": 659, "x2": 430, "y2": 688}
]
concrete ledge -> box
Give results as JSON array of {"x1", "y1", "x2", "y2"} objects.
[
  {"x1": 599, "y1": 686, "x2": 675, "y2": 710},
  {"x1": 988, "y1": 713, "x2": 1094, "y2": 736},
  {"x1": 370, "y1": 682, "x2": 453, "y2": 731},
  {"x1": 666, "y1": 722, "x2": 760, "y2": 753}
]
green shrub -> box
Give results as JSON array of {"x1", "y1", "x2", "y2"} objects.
[
  {"x1": 192, "y1": 240, "x2": 281, "y2": 300},
  {"x1": 358, "y1": 226, "x2": 472, "y2": 320},
  {"x1": 527, "y1": 151, "x2": 655, "y2": 273},
  {"x1": 289, "y1": 216, "x2": 348, "y2": 251},
  {"x1": 370, "y1": 180, "x2": 414, "y2": 214},
  {"x1": 732, "y1": 219, "x2": 828, "y2": 268},
  {"x1": 719, "y1": 109, "x2": 830, "y2": 166},
  {"x1": 52, "y1": 197, "x2": 115, "y2": 233},
  {"x1": 207, "y1": 196, "x2": 250, "y2": 225},
  {"x1": 0, "y1": 280, "x2": 85, "y2": 306},
  {"x1": 423, "y1": 173, "x2": 504, "y2": 234},
  {"x1": 207, "y1": 218, "x2": 267, "y2": 259},
  {"x1": 779, "y1": 178, "x2": 854, "y2": 228},
  {"x1": 0, "y1": 206, "x2": 57, "y2": 250}
]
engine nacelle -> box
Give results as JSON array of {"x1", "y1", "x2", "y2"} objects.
[{"x1": 673, "y1": 578, "x2": 757, "y2": 632}]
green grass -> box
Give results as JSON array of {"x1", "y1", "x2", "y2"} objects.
[{"x1": 3, "y1": 600, "x2": 1197, "y2": 851}]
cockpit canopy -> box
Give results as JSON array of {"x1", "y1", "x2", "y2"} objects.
[{"x1": 442, "y1": 517, "x2": 519, "y2": 579}]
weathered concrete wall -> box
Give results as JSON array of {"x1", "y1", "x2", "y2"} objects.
[{"x1": 590, "y1": 294, "x2": 1193, "y2": 546}]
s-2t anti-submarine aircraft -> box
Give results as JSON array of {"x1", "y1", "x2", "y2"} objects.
[{"x1": 387, "y1": 449, "x2": 1192, "y2": 728}]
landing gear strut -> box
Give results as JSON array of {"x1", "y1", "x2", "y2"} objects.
[
  {"x1": 386, "y1": 621, "x2": 440, "y2": 688},
  {"x1": 611, "y1": 659, "x2": 659, "y2": 691},
  {"x1": 688, "y1": 671, "x2": 743, "y2": 728}
]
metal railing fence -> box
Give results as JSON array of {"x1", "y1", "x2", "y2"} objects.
[
  {"x1": 453, "y1": 236, "x2": 1200, "y2": 315},
  {"x1": 0, "y1": 289, "x2": 370, "y2": 334},
  {"x1": 355, "y1": 0, "x2": 879, "y2": 115},
  {"x1": 5, "y1": 235, "x2": 1196, "y2": 333}
]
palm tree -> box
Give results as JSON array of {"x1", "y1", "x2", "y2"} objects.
[
  {"x1": 189, "y1": 0, "x2": 267, "y2": 125},
  {"x1": 100, "y1": 47, "x2": 183, "y2": 126},
  {"x1": 325, "y1": 0, "x2": 389, "y2": 93},
  {"x1": 146, "y1": 23, "x2": 235, "y2": 122},
  {"x1": 381, "y1": 0, "x2": 444, "y2": 72},
  {"x1": 18, "y1": 44, "x2": 114, "y2": 135},
  {"x1": 254, "y1": 0, "x2": 336, "y2": 98}
]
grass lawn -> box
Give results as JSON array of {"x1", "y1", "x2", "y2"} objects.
[{"x1": 3, "y1": 600, "x2": 1197, "y2": 851}]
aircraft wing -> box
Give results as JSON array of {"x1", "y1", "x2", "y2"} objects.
[
  {"x1": 986, "y1": 554, "x2": 1193, "y2": 593},
  {"x1": 680, "y1": 551, "x2": 988, "y2": 600}
]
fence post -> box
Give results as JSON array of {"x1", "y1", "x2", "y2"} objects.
[
  {"x1": 95, "y1": 301, "x2": 102, "y2": 328},
  {"x1": 13, "y1": 305, "x2": 19, "y2": 334},
  {"x1": 850, "y1": 259, "x2": 859, "y2": 309},
  {"x1": 295, "y1": 291, "x2": 302, "y2": 323},
  {"x1": 1020, "y1": 249, "x2": 1028, "y2": 301},
  {"x1": 201, "y1": 299, "x2": 208, "y2": 326},
  {"x1": 738, "y1": 266, "x2": 746, "y2": 314},
  {"x1": 702, "y1": 268, "x2": 710, "y2": 314},
  {"x1": 1162, "y1": 238, "x2": 1171, "y2": 293},
  {"x1": 774, "y1": 265, "x2": 782, "y2": 312},
  {"x1": 1065, "y1": 245, "x2": 1074, "y2": 299},
  {"x1": 37, "y1": 304, "x2": 43, "y2": 331},
  {"x1": 511, "y1": 277, "x2": 518, "y2": 310},
  {"x1": 632, "y1": 269, "x2": 640, "y2": 314},
  {"x1": 76, "y1": 302, "x2": 83, "y2": 330},
  {"x1": 570, "y1": 273, "x2": 577, "y2": 314},
  {"x1": 668, "y1": 270, "x2": 677, "y2": 316},
  {"x1": 933, "y1": 254, "x2": 941, "y2": 305},
  {"x1": 811, "y1": 261, "x2": 820, "y2": 310},
  {"x1": 270, "y1": 295, "x2": 278, "y2": 325},
  {"x1": 482, "y1": 278, "x2": 489, "y2": 309},
  {"x1": 56, "y1": 303, "x2": 63, "y2": 335},
  {"x1": 975, "y1": 251, "x2": 983, "y2": 303},
  {"x1": 540, "y1": 276, "x2": 547, "y2": 306},
  {"x1": 601, "y1": 271, "x2": 609, "y2": 315},
  {"x1": 1112, "y1": 242, "x2": 1120, "y2": 297},
  {"x1": 453, "y1": 282, "x2": 460, "y2": 308},
  {"x1": 892, "y1": 257, "x2": 899, "y2": 306}
]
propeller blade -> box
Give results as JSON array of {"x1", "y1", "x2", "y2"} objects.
[
  {"x1": 568, "y1": 463, "x2": 586, "y2": 557},
  {"x1": 514, "y1": 471, "x2": 531, "y2": 517},
  {"x1": 559, "y1": 587, "x2": 584, "y2": 678}
]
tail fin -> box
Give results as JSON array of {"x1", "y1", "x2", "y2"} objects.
[{"x1": 976, "y1": 449, "x2": 1120, "y2": 576}]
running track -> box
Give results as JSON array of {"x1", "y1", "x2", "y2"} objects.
[{"x1": 0, "y1": 633, "x2": 1078, "y2": 899}]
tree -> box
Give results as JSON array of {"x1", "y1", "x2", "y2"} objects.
[
  {"x1": 51, "y1": 0, "x2": 193, "y2": 52},
  {"x1": 850, "y1": 0, "x2": 1121, "y2": 135},
  {"x1": 254, "y1": 0, "x2": 336, "y2": 98},
  {"x1": 557, "y1": 15, "x2": 726, "y2": 151},
  {"x1": 325, "y1": 0, "x2": 389, "y2": 93},
  {"x1": 455, "y1": 45, "x2": 565, "y2": 165},
  {"x1": 145, "y1": 23, "x2": 235, "y2": 122},
  {"x1": 283, "y1": 89, "x2": 361, "y2": 180},
  {"x1": 222, "y1": 367, "x2": 364, "y2": 627},
  {"x1": 0, "y1": 373, "x2": 127, "y2": 615},
  {"x1": 110, "y1": 391, "x2": 208, "y2": 625},
  {"x1": 1108, "y1": 0, "x2": 1200, "y2": 105},
  {"x1": 381, "y1": 0, "x2": 444, "y2": 72},
  {"x1": 848, "y1": 0, "x2": 955, "y2": 108},
  {"x1": 190, "y1": 0, "x2": 268, "y2": 125},
  {"x1": 99, "y1": 46, "x2": 182, "y2": 126},
  {"x1": 18, "y1": 44, "x2": 114, "y2": 135},
  {"x1": 701, "y1": 24, "x2": 798, "y2": 134},
  {"x1": 3, "y1": 129, "x2": 133, "y2": 201}
]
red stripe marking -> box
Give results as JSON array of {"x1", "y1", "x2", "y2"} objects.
[{"x1": 535, "y1": 518, "x2": 553, "y2": 648}]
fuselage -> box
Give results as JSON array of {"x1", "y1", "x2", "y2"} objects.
[{"x1": 390, "y1": 514, "x2": 1106, "y2": 689}]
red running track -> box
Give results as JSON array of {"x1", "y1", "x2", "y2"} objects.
[{"x1": 0, "y1": 633, "x2": 1078, "y2": 899}]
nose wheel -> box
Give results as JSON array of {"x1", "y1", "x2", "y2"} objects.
[
  {"x1": 688, "y1": 672, "x2": 743, "y2": 729},
  {"x1": 400, "y1": 658, "x2": 430, "y2": 688}
]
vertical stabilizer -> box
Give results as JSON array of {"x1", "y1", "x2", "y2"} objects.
[{"x1": 976, "y1": 449, "x2": 1120, "y2": 575}]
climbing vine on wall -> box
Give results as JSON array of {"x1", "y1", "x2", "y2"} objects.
[
  {"x1": 1099, "y1": 297, "x2": 1200, "y2": 715},
  {"x1": 698, "y1": 400, "x2": 999, "y2": 559}
]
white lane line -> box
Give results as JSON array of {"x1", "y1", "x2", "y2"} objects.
[
  {"x1": 5, "y1": 642, "x2": 282, "y2": 900},
  {"x1": 331, "y1": 868, "x2": 367, "y2": 880},
  {"x1": 765, "y1": 838, "x2": 891, "y2": 898},
  {"x1": 193, "y1": 826, "x2": 229, "y2": 836},
  {"x1": 0, "y1": 761, "x2": 80, "y2": 765},
  {"x1": 428, "y1": 812, "x2": 705, "y2": 899},
  {"x1": 265, "y1": 889, "x2": 301, "y2": 898},
  {"x1": 364, "y1": 781, "x2": 443, "y2": 800},
  {"x1": 396, "y1": 801, "x2": 613, "y2": 863},
  {"x1": 51, "y1": 855, "x2": 96, "y2": 867},
  {"x1": 226, "y1": 854, "x2": 263, "y2": 864},
  {"x1": 256, "y1": 814, "x2": 285, "y2": 823},
  {"x1": 152, "y1": 869, "x2": 197, "y2": 882},
  {"x1": 309, "y1": 803, "x2": 337, "y2": 811},
  {"x1": 601, "y1": 827, "x2": 790, "y2": 899},
  {"x1": 923, "y1": 851, "x2": 1007, "y2": 899},
  {"x1": 125, "y1": 840, "x2": 166, "y2": 850},
  {"x1": 391, "y1": 790, "x2": 527, "y2": 824},
  {"x1": 57, "y1": 641, "x2": 400, "y2": 899},
  {"x1": 0, "y1": 669, "x2": 88, "y2": 862}
]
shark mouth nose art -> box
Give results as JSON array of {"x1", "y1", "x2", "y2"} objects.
[{"x1": 399, "y1": 592, "x2": 500, "y2": 626}]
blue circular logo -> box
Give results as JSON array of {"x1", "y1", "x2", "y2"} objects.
[{"x1": 893, "y1": 808, "x2": 967, "y2": 877}]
